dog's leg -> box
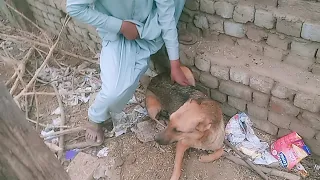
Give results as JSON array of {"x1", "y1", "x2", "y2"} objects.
[
  {"x1": 199, "y1": 147, "x2": 224, "y2": 163},
  {"x1": 170, "y1": 141, "x2": 189, "y2": 180}
]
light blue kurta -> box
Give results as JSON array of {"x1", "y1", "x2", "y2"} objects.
[{"x1": 66, "y1": 0, "x2": 185, "y2": 123}]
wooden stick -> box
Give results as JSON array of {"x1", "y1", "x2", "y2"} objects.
[
  {"x1": 40, "y1": 127, "x2": 85, "y2": 139},
  {"x1": 0, "y1": 33, "x2": 99, "y2": 64},
  {"x1": 13, "y1": 17, "x2": 69, "y2": 101},
  {"x1": 5, "y1": 71, "x2": 17, "y2": 86},
  {"x1": 52, "y1": 84, "x2": 66, "y2": 160},
  {"x1": 224, "y1": 155, "x2": 301, "y2": 180},
  {"x1": 26, "y1": 118, "x2": 70, "y2": 128},
  {"x1": 44, "y1": 142, "x2": 63, "y2": 152},
  {"x1": 34, "y1": 85, "x2": 40, "y2": 130},
  {"x1": 224, "y1": 140, "x2": 269, "y2": 180}
]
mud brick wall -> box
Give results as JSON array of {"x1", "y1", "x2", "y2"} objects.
[
  {"x1": 3, "y1": 0, "x2": 320, "y2": 156},
  {"x1": 178, "y1": 0, "x2": 320, "y2": 157},
  {"x1": 25, "y1": 0, "x2": 101, "y2": 52}
]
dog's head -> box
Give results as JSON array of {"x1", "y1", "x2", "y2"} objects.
[{"x1": 155, "y1": 99, "x2": 212, "y2": 145}]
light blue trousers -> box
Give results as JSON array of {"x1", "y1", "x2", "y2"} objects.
[{"x1": 88, "y1": 0, "x2": 186, "y2": 123}]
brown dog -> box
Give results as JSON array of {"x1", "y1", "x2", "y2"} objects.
[{"x1": 145, "y1": 66, "x2": 225, "y2": 180}]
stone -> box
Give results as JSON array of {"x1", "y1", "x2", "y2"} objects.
[
  {"x1": 224, "y1": 21, "x2": 246, "y2": 38},
  {"x1": 247, "y1": 103, "x2": 268, "y2": 120},
  {"x1": 183, "y1": 8, "x2": 197, "y2": 18},
  {"x1": 255, "y1": 0, "x2": 278, "y2": 8},
  {"x1": 200, "y1": 0, "x2": 215, "y2": 14},
  {"x1": 312, "y1": 64, "x2": 320, "y2": 75},
  {"x1": 210, "y1": 65, "x2": 230, "y2": 80},
  {"x1": 317, "y1": 50, "x2": 320, "y2": 64},
  {"x1": 270, "y1": 97, "x2": 300, "y2": 117},
  {"x1": 211, "y1": 89, "x2": 227, "y2": 103},
  {"x1": 305, "y1": 138, "x2": 320, "y2": 156},
  {"x1": 218, "y1": 34, "x2": 235, "y2": 45},
  {"x1": 276, "y1": 18, "x2": 302, "y2": 38},
  {"x1": 294, "y1": 93, "x2": 320, "y2": 113},
  {"x1": 236, "y1": 39, "x2": 263, "y2": 55},
  {"x1": 185, "y1": 0, "x2": 200, "y2": 11},
  {"x1": 291, "y1": 40, "x2": 319, "y2": 58},
  {"x1": 206, "y1": 15, "x2": 224, "y2": 33},
  {"x1": 194, "y1": 15, "x2": 209, "y2": 29},
  {"x1": 180, "y1": 50, "x2": 195, "y2": 66},
  {"x1": 187, "y1": 23, "x2": 202, "y2": 37},
  {"x1": 131, "y1": 120, "x2": 159, "y2": 143},
  {"x1": 180, "y1": 13, "x2": 192, "y2": 23},
  {"x1": 254, "y1": 9, "x2": 275, "y2": 29},
  {"x1": 283, "y1": 53, "x2": 315, "y2": 70},
  {"x1": 200, "y1": 72, "x2": 219, "y2": 89},
  {"x1": 249, "y1": 75, "x2": 274, "y2": 94},
  {"x1": 263, "y1": 46, "x2": 285, "y2": 61},
  {"x1": 301, "y1": 111, "x2": 320, "y2": 130},
  {"x1": 219, "y1": 80, "x2": 252, "y2": 101},
  {"x1": 271, "y1": 83, "x2": 296, "y2": 100},
  {"x1": 246, "y1": 24, "x2": 267, "y2": 42},
  {"x1": 214, "y1": 1, "x2": 234, "y2": 19},
  {"x1": 221, "y1": 103, "x2": 238, "y2": 117},
  {"x1": 301, "y1": 21, "x2": 320, "y2": 42},
  {"x1": 195, "y1": 55, "x2": 210, "y2": 72},
  {"x1": 250, "y1": 116, "x2": 279, "y2": 135},
  {"x1": 196, "y1": 82, "x2": 211, "y2": 96},
  {"x1": 190, "y1": 66, "x2": 201, "y2": 81},
  {"x1": 277, "y1": 128, "x2": 292, "y2": 138},
  {"x1": 229, "y1": 67, "x2": 251, "y2": 85},
  {"x1": 317, "y1": 132, "x2": 320, "y2": 141},
  {"x1": 268, "y1": 111, "x2": 294, "y2": 129},
  {"x1": 233, "y1": 4, "x2": 255, "y2": 23},
  {"x1": 289, "y1": 119, "x2": 316, "y2": 139},
  {"x1": 266, "y1": 34, "x2": 290, "y2": 50},
  {"x1": 228, "y1": 96, "x2": 247, "y2": 111},
  {"x1": 253, "y1": 91, "x2": 270, "y2": 108}
]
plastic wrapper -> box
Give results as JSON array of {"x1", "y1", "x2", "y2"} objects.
[
  {"x1": 270, "y1": 131, "x2": 311, "y2": 170},
  {"x1": 225, "y1": 112, "x2": 278, "y2": 165}
]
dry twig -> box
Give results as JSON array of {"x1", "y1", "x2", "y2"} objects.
[
  {"x1": 40, "y1": 127, "x2": 84, "y2": 139},
  {"x1": 224, "y1": 140, "x2": 269, "y2": 180}
]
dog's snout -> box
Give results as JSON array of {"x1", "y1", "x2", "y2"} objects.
[{"x1": 154, "y1": 133, "x2": 170, "y2": 145}]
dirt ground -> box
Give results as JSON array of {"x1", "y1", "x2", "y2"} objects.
[{"x1": 1, "y1": 17, "x2": 320, "y2": 180}]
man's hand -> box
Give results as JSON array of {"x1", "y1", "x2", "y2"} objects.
[
  {"x1": 170, "y1": 60, "x2": 190, "y2": 86},
  {"x1": 120, "y1": 21, "x2": 139, "y2": 40}
]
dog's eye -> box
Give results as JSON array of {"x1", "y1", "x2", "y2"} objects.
[{"x1": 173, "y1": 128, "x2": 181, "y2": 133}]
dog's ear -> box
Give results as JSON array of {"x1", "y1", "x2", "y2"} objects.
[{"x1": 195, "y1": 121, "x2": 212, "y2": 132}]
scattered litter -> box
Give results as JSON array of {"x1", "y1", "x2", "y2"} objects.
[
  {"x1": 133, "y1": 105, "x2": 148, "y2": 115},
  {"x1": 128, "y1": 95, "x2": 138, "y2": 104},
  {"x1": 271, "y1": 131, "x2": 311, "y2": 170},
  {"x1": 51, "y1": 107, "x2": 61, "y2": 115},
  {"x1": 65, "y1": 149, "x2": 80, "y2": 161},
  {"x1": 315, "y1": 164, "x2": 320, "y2": 171},
  {"x1": 225, "y1": 112, "x2": 278, "y2": 165},
  {"x1": 295, "y1": 162, "x2": 309, "y2": 178},
  {"x1": 37, "y1": 66, "x2": 101, "y2": 106},
  {"x1": 41, "y1": 127, "x2": 59, "y2": 144},
  {"x1": 97, "y1": 147, "x2": 109, "y2": 158},
  {"x1": 52, "y1": 117, "x2": 62, "y2": 126},
  {"x1": 115, "y1": 129, "x2": 127, "y2": 137}
]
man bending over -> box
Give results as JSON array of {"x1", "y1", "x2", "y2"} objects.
[{"x1": 66, "y1": 0, "x2": 195, "y2": 145}]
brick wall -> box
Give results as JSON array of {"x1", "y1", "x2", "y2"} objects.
[
  {"x1": 178, "y1": 0, "x2": 320, "y2": 156},
  {"x1": 3, "y1": 0, "x2": 320, "y2": 156}
]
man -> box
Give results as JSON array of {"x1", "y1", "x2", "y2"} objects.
[{"x1": 66, "y1": 0, "x2": 196, "y2": 145}]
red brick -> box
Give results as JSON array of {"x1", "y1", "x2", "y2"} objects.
[{"x1": 270, "y1": 97, "x2": 300, "y2": 117}]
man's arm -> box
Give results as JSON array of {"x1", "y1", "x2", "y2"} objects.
[
  {"x1": 66, "y1": 0, "x2": 122, "y2": 34},
  {"x1": 154, "y1": 0, "x2": 179, "y2": 61}
]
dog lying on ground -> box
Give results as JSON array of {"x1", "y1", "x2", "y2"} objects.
[{"x1": 144, "y1": 66, "x2": 225, "y2": 180}]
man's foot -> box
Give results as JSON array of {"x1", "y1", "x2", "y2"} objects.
[
  {"x1": 178, "y1": 30, "x2": 198, "y2": 45},
  {"x1": 85, "y1": 121, "x2": 105, "y2": 146}
]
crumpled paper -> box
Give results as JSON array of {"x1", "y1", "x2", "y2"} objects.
[{"x1": 225, "y1": 112, "x2": 278, "y2": 165}]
